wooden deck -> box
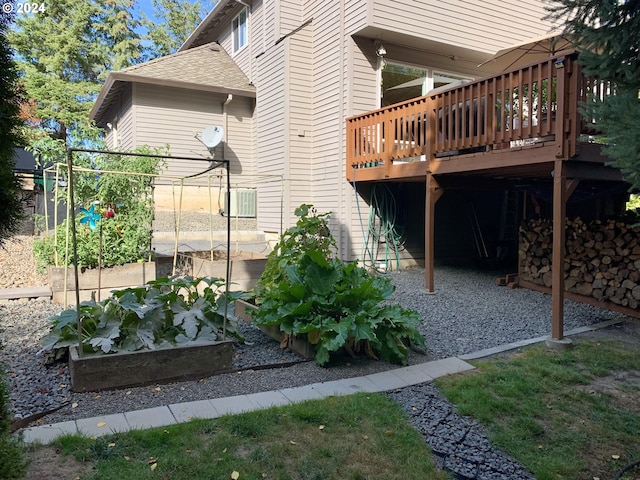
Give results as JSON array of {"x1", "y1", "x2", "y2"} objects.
[
  {"x1": 346, "y1": 51, "x2": 613, "y2": 183},
  {"x1": 346, "y1": 51, "x2": 629, "y2": 341}
]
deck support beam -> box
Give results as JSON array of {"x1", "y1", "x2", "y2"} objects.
[
  {"x1": 425, "y1": 173, "x2": 443, "y2": 292},
  {"x1": 551, "y1": 161, "x2": 579, "y2": 340}
]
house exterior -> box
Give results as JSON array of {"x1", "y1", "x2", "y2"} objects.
[
  {"x1": 92, "y1": 0, "x2": 557, "y2": 246},
  {"x1": 90, "y1": 42, "x2": 256, "y2": 210},
  {"x1": 92, "y1": 0, "x2": 635, "y2": 337}
]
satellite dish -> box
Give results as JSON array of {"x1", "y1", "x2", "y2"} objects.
[{"x1": 202, "y1": 125, "x2": 224, "y2": 149}]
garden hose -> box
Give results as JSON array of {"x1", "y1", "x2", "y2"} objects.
[
  {"x1": 352, "y1": 172, "x2": 377, "y2": 270},
  {"x1": 365, "y1": 184, "x2": 405, "y2": 272},
  {"x1": 613, "y1": 459, "x2": 640, "y2": 480}
]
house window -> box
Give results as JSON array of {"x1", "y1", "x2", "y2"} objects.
[
  {"x1": 380, "y1": 62, "x2": 472, "y2": 107},
  {"x1": 232, "y1": 7, "x2": 248, "y2": 53}
]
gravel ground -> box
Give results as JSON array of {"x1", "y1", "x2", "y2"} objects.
[{"x1": 0, "y1": 219, "x2": 628, "y2": 479}]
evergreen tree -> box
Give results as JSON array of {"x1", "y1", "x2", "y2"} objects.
[
  {"x1": 9, "y1": 0, "x2": 142, "y2": 155},
  {"x1": 142, "y1": 0, "x2": 205, "y2": 58},
  {"x1": 0, "y1": 10, "x2": 26, "y2": 246},
  {"x1": 548, "y1": 0, "x2": 640, "y2": 189}
]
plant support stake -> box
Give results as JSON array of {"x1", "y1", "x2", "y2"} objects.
[{"x1": 66, "y1": 149, "x2": 83, "y2": 357}]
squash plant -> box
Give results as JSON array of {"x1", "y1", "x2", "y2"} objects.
[
  {"x1": 252, "y1": 246, "x2": 426, "y2": 366},
  {"x1": 40, "y1": 276, "x2": 243, "y2": 360}
]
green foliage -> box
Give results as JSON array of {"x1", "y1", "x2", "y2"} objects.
[
  {"x1": 40, "y1": 276, "x2": 243, "y2": 360},
  {"x1": 0, "y1": 9, "x2": 25, "y2": 245},
  {"x1": 252, "y1": 204, "x2": 425, "y2": 366},
  {"x1": 141, "y1": 0, "x2": 204, "y2": 58},
  {"x1": 548, "y1": 0, "x2": 640, "y2": 191},
  {"x1": 253, "y1": 248, "x2": 425, "y2": 366},
  {"x1": 254, "y1": 204, "x2": 336, "y2": 299},
  {"x1": 9, "y1": 0, "x2": 142, "y2": 143},
  {"x1": 33, "y1": 147, "x2": 165, "y2": 269}
]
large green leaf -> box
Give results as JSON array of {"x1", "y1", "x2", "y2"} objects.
[
  {"x1": 351, "y1": 319, "x2": 376, "y2": 342},
  {"x1": 321, "y1": 321, "x2": 350, "y2": 352}
]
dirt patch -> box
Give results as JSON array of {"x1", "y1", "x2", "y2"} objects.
[
  {"x1": 24, "y1": 445, "x2": 93, "y2": 480},
  {"x1": 572, "y1": 318, "x2": 640, "y2": 350},
  {"x1": 576, "y1": 370, "x2": 640, "y2": 415},
  {"x1": 570, "y1": 319, "x2": 640, "y2": 416}
]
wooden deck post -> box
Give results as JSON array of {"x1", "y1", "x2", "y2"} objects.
[
  {"x1": 550, "y1": 161, "x2": 579, "y2": 340},
  {"x1": 425, "y1": 173, "x2": 443, "y2": 292},
  {"x1": 551, "y1": 160, "x2": 566, "y2": 339}
]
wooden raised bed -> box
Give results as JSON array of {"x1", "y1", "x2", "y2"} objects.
[
  {"x1": 48, "y1": 262, "x2": 156, "y2": 304},
  {"x1": 178, "y1": 251, "x2": 266, "y2": 291},
  {"x1": 68, "y1": 340, "x2": 234, "y2": 392},
  {"x1": 234, "y1": 299, "x2": 315, "y2": 359}
]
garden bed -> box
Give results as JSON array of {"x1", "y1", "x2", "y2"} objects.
[
  {"x1": 68, "y1": 340, "x2": 234, "y2": 392},
  {"x1": 234, "y1": 299, "x2": 315, "y2": 359},
  {"x1": 48, "y1": 262, "x2": 156, "y2": 303},
  {"x1": 177, "y1": 251, "x2": 266, "y2": 291}
]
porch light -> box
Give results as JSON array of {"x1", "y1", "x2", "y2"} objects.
[
  {"x1": 376, "y1": 43, "x2": 387, "y2": 57},
  {"x1": 554, "y1": 56, "x2": 565, "y2": 69}
]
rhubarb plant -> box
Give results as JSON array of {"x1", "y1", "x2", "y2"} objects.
[
  {"x1": 252, "y1": 247, "x2": 426, "y2": 366},
  {"x1": 40, "y1": 276, "x2": 243, "y2": 360}
]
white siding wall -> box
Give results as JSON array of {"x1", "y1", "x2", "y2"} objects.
[
  {"x1": 287, "y1": 26, "x2": 314, "y2": 227},
  {"x1": 302, "y1": 0, "x2": 345, "y2": 252}
]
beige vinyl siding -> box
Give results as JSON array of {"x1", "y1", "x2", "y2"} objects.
[
  {"x1": 279, "y1": 0, "x2": 303, "y2": 36},
  {"x1": 117, "y1": 89, "x2": 135, "y2": 151},
  {"x1": 132, "y1": 84, "x2": 254, "y2": 179},
  {"x1": 255, "y1": 40, "x2": 289, "y2": 233},
  {"x1": 304, "y1": 0, "x2": 349, "y2": 255},
  {"x1": 344, "y1": 0, "x2": 368, "y2": 34},
  {"x1": 287, "y1": 25, "x2": 314, "y2": 217},
  {"x1": 367, "y1": 0, "x2": 553, "y2": 54}
]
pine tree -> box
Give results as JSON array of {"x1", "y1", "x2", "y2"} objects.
[
  {"x1": 548, "y1": 0, "x2": 640, "y2": 189},
  {"x1": 0, "y1": 10, "x2": 26, "y2": 246},
  {"x1": 9, "y1": 0, "x2": 143, "y2": 154},
  {"x1": 141, "y1": 0, "x2": 205, "y2": 58}
]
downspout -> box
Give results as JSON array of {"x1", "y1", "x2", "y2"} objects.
[{"x1": 222, "y1": 94, "x2": 233, "y2": 160}]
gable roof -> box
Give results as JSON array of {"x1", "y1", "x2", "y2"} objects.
[{"x1": 90, "y1": 42, "x2": 255, "y2": 127}]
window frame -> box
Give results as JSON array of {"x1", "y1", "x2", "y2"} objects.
[
  {"x1": 232, "y1": 7, "x2": 248, "y2": 54},
  {"x1": 379, "y1": 60, "x2": 473, "y2": 108}
]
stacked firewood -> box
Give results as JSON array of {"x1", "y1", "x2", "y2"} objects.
[{"x1": 519, "y1": 217, "x2": 640, "y2": 309}]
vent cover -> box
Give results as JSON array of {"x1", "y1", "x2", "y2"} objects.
[{"x1": 224, "y1": 188, "x2": 257, "y2": 218}]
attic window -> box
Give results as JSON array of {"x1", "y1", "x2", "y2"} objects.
[{"x1": 232, "y1": 7, "x2": 247, "y2": 53}]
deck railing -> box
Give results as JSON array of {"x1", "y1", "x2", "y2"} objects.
[{"x1": 346, "y1": 52, "x2": 605, "y2": 182}]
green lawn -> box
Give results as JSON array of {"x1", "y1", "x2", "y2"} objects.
[
  {"x1": 22, "y1": 336, "x2": 640, "y2": 480},
  {"x1": 436, "y1": 338, "x2": 640, "y2": 480},
  {"x1": 30, "y1": 394, "x2": 448, "y2": 480}
]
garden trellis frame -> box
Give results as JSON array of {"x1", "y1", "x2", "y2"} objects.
[{"x1": 65, "y1": 147, "x2": 232, "y2": 357}]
